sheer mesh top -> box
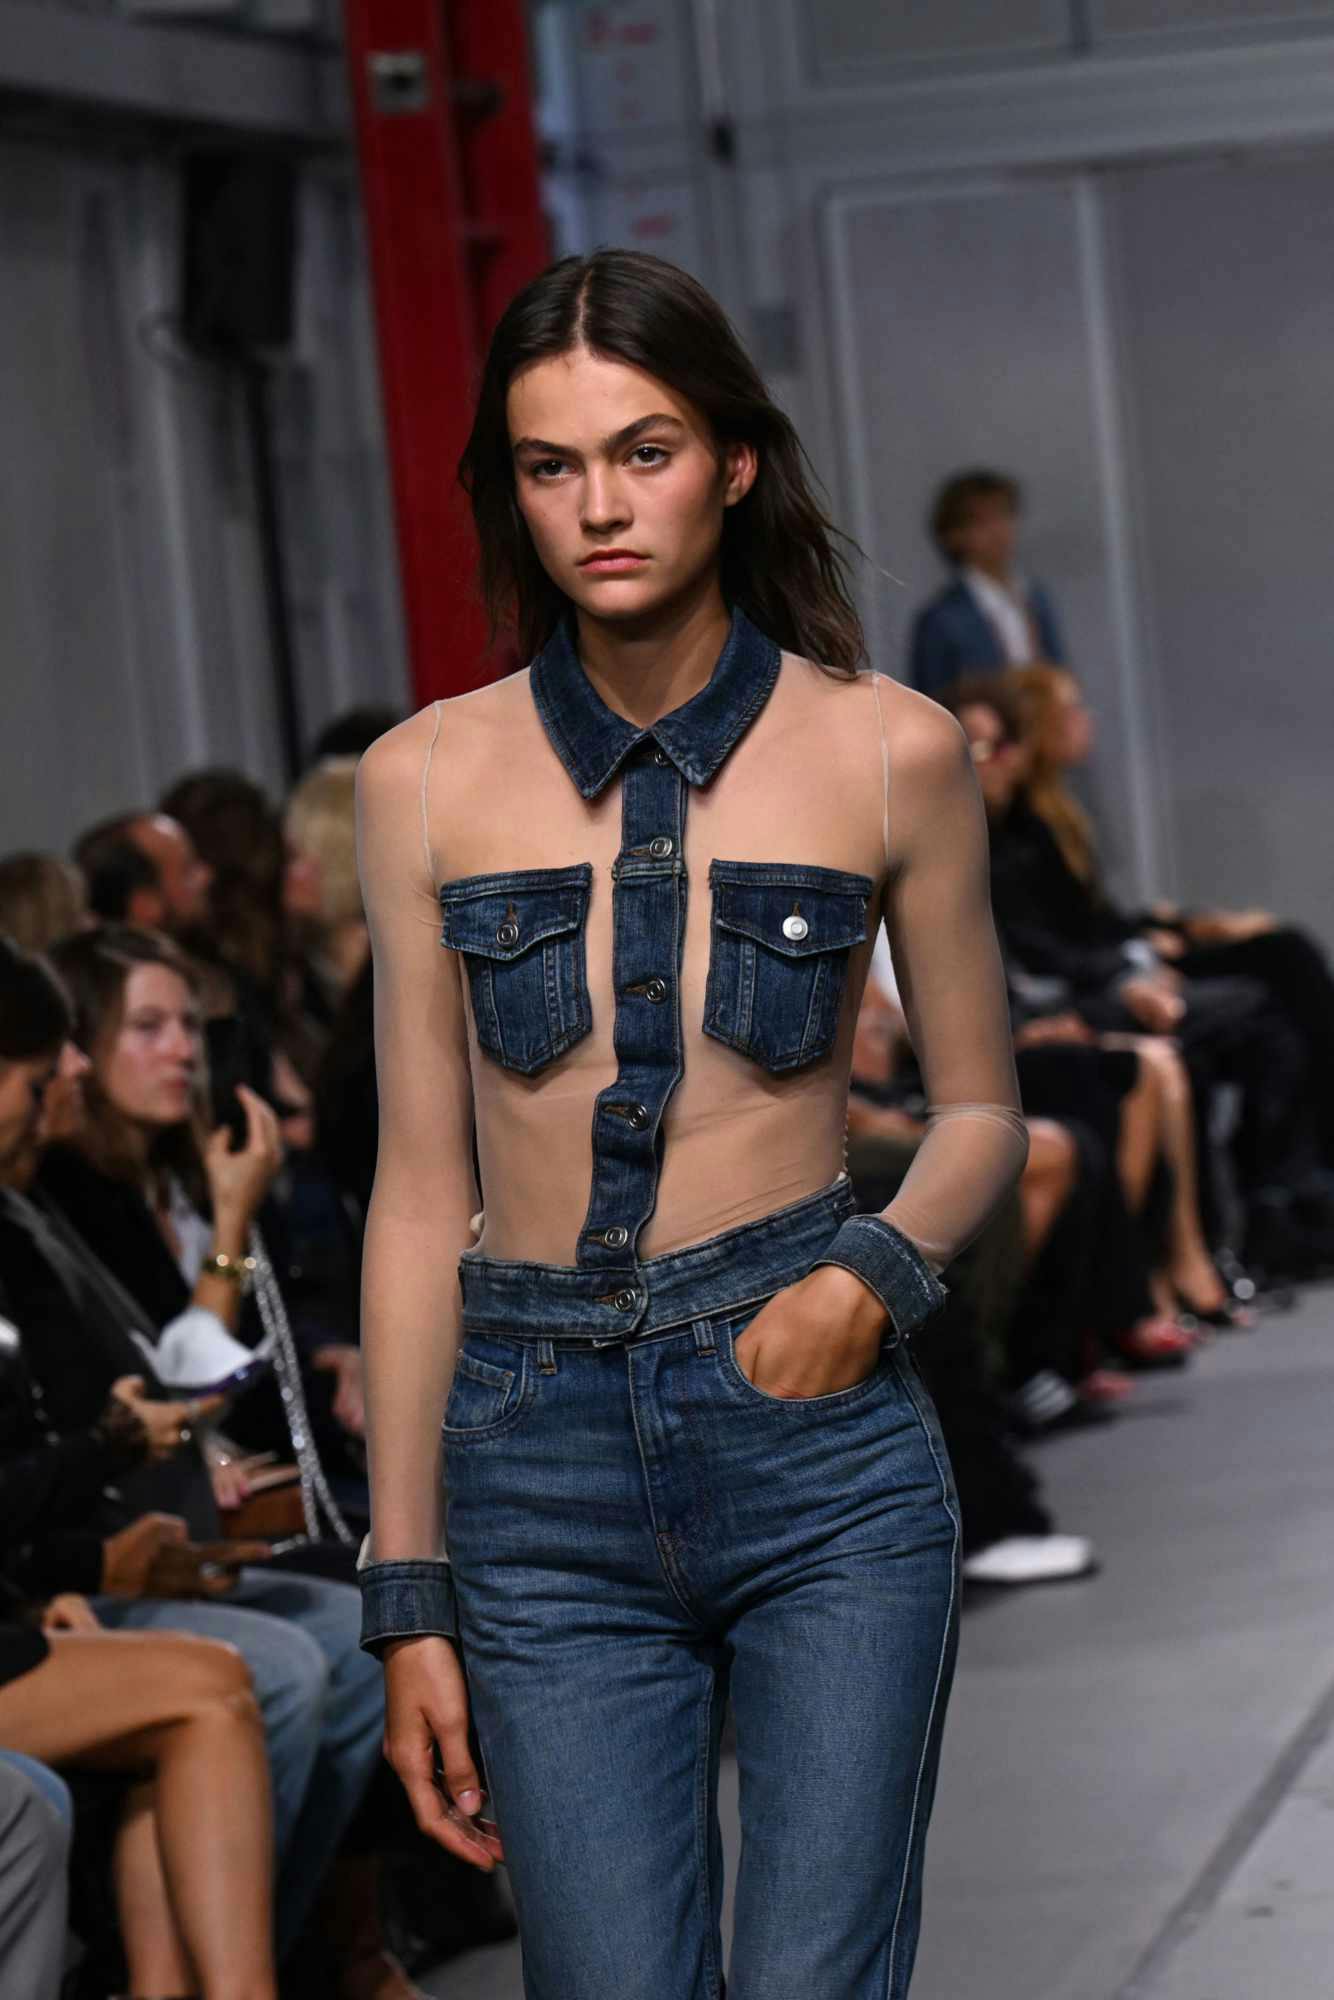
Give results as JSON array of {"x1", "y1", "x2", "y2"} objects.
[
  {"x1": 360, "y1": 645, "x2": 1027, "y2": 1277},
  {"x1": 355, "y1": 630, "x2": 1028, "y2": 1567}
]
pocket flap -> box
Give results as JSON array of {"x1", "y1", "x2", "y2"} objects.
[
  {"x1": 710, "y1": 862, "x2": 872, "y2": 958},
  {"x1": 440, "y1": 864, "x2": 592, "y2": 962}
]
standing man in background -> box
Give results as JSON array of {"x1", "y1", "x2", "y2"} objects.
[{"x1": 909, "y1": 469, "x2": 1065, "y2": 698}]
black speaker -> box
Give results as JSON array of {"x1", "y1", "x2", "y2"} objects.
[{"x1": 181, "y1": 150, "x2": 296, "y2": 356}]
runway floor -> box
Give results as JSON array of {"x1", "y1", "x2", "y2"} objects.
[{"x1": 428, "y1": 1284, "x2": 1334, "y2": 1999}]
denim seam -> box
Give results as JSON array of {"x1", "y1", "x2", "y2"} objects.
[
  {"x1": 883, "y1": 1354, "x2": 961, "y2": 1999},
  {"x1": 693, "y1": 1660, "x2": 725, "y2": 2000},
  {"x1": 626, "y1": 1345, "x2": 705, "y2": 1627}
]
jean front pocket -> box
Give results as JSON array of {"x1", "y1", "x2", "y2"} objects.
[
  {"x1": 442, "y1": 1340, "x2": 534, "y2": 1441},
  {"x1": 440, "y1": 863, "x2": 593, "y2": 1075},
  {"x1": 715, "y1": 1296, "x2": 896, "y2": 1414},
  {"x1": 702, "y1": 861, "x2": 873, "y2": 1073}
]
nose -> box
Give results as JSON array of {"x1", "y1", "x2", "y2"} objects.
[
  {"x1": 580, "y1": 463, "x2": 631, "y2": 536},
  {"x1": 60, "y1": 1041, "x2": 92, "y2": 1079},
  {"x1": 164, "y1": 1020, "x2": 199, "y2": 1065}
]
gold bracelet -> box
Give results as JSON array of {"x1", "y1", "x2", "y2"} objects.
[{"x1": 201, "y1": 1251, "x2": 257, "y2": 1287}]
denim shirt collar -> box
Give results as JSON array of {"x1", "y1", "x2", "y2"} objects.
[{"x1": 530, "y1": 604, "x2": 782, "y2": 800}]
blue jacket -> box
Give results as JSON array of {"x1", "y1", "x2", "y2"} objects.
[{"x1": 908, "y1": 577, "x2": 1065, "y2": 699}]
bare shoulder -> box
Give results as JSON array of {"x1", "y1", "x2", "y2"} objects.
[
  {"x1": 356, "y1": 668, "x2": 532, "y2": 802},
  {"x1": 868, "y1": 672, "x2": 971, "y2": 787}
]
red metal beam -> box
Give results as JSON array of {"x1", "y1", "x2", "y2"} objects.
[{"x1": 342, "y1": 0, "x2": 549, "y2": 702}]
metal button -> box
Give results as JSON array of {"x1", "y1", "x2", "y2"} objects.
[
  {"x1": 652, "y1": 748, "x2": 670, "y2": 766},
  {"x1": 604, "y1": 1224, "x2": 630, "y2": 1249},
  {"x1": 613, "y1": 1288, "x2": 638, "y2": 1312},
  {"x1": 648, "y1": 835, "x2": 674, "y2": 858},
  {"x1": 782, "y1": 914, "x2": 809, "y2": 942},
  {"x1": 644, "y1": 977, "x2": 668, "y2": 1002},
  {"x1": 496, "y1": 919, "x2": 520, "y2": 946},
  {"x1": 627, "y1": 1103, "x2": 651, "y2": 1130}
]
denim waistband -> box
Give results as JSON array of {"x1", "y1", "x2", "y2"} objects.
[{"x1": 457, "y1": 1172, "x2": 860, "y2": 1343}]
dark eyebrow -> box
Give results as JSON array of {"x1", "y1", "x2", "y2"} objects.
[{"x1": 512, "y1": 413, "x2": 687, "y2": 459}]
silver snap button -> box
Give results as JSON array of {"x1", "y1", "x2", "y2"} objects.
[
  {"x1": 644, "y1": 977, "x2": 668, "y2": 1002},
  {"x1": 648, "y1": 835, "x2": 674, "y2": 858},
  {"x1": 604, "y1": 1224, "x2": 630, "y2": 1248},
  {"x1": 613, "y1": 1288, "x2": 638, "y2": 1311},
  {"x1": 627, "y1": 1103, "x2": 651, "y2": 1130},
  {"x1": 782, "y1": 914, "x2": 809, "y2": 942},
  {"x1": 653, "y1": 748, "x2": 670, "y2": 766},
  {"x1": 496, "y1": 920, "x2": 520, "y2": 946}
]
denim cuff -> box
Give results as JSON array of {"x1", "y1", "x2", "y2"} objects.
[
  {"x1": 357, "y1": 1558, "x2": 458, "y2": 1656},
  {"x1": 810, "y1": 1214, "x2": 948, "y2": 1341}
]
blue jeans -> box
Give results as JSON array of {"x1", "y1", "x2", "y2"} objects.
[
  {"x1": 0, "y1": 1753, "x2": 71, "y2": 2000},
  {"x1": 89, "y1": 1565, "x2": 383, "y2": 1958},
  {"x1": 446, "y1": 1176, "x2": 960, "y2": 1999}
]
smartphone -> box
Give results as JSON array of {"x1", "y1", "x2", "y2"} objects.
[{"x1": 204, "y1": 1014, "x2": 272, "y2": 1150}]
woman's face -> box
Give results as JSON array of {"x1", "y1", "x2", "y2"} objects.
[
  {"x1": 283, "y1": 842, "x2": 323, "y2": 922},
  {"x1": 506, "y1": 346, "x2": 756, "y2": 628},
  {"x1": 98, "y1": 964, "x2": 201, "y2": 1130}
]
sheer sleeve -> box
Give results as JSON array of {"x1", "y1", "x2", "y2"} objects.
[
  {"x1": 876, "y1": 686, "x2": 1029, "y2": 1272},
  {"x1": 353, "y1": 708, "x2": 479, "y2": 1644}
]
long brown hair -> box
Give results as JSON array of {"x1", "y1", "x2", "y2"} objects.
[
  {"x1": 48, "y1": 927, "x2": 208, "y2": 1207},
  {"x1": 459, "y1": 250, "x2": 866, "y2": 678},
  {"x1": 1010, "y1": 665, "x2": 1098, "y2": 886}
]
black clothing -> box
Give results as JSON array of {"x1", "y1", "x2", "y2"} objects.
[
  {"x1": 0, "y1": 1188, "x2": 221, "y2": 1541},
  {"x1": 0, "y1": 1273, "x2": 148, "y2": 1686}
]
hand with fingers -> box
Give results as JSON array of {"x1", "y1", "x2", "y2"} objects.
[
  {"x1": 203, "y1": 1082, "x2": 284, "y2": 1232},
  {"x1": 382, "y1": 1635, "x2": 505, "y2": 1871}
]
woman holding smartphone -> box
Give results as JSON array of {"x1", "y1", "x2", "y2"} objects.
[{"x1": 355, "y1": 251, "x2": 1028, "y2": 1998}]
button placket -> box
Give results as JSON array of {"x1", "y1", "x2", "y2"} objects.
[{"x1": 576, "y1": 751, "x2": 688, "y2": 1321}]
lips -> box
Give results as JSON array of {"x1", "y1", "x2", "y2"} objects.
[{"x1": 578, "y1": 550, "x2": 648, "y2": 571}]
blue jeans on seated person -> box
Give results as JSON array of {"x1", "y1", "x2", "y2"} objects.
[
  {"x1": 441, "y1": 1176, "x2": 960, "y2": 2000},
  {"x1": 0, "y1": 1751, "x2": 72, "y2": 2000}
]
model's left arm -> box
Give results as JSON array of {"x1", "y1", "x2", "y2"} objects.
[{"x1": 813, "y1": 689, "x2": 1029, "y2": 1337}]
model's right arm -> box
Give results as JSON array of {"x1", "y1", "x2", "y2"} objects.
[{"x1": 355, "y1": 713, "x2": 480, "y2": 1643}]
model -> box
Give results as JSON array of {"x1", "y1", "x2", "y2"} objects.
[{"x1": 354, "y1": 249, "x2": 1029, "y2": 2000}]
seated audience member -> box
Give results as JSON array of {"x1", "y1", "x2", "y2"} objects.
[
  {"x1": 947, "y1": 673, "x2": 1329, "y2": 1283},
  {"x1": 848, "y1": 976, "x2": 1097, "y2": 1585},
  {"x1": 0, "y1": 1751, "x2": 71, "y2": 2000},
  {"x1": 0, "y1": 1307, "x2": 281, "y2": 2000},
  {"x1": 0, "y1": 853, "x2": 90, "y2": 953},
  {"x1": 955, "y1": 684, "x2": 1247, "y2": 1329},
  {"x1": 37, "y1": 926, "x2": 366, "y2": 1478},
  {"x1": 908, "y1": 469, "x2": 1065, "y2": 699},
  {"x1": 285, "y1": 757, "x2": 371, "y2": 1061},
  {"x1": 160, "y1": 768, "x2": 333, "y2": 1158},
  {"x1": 159, "y1": 768, "x2": 297, "y2": 1037},
  {"x1": 74, "y1": 811, "x2": 214, "y2": 941},
  {"x1": 0, "y1": 936, "x2": 417, "y2": 1991},
  {"x1": 1014, "y1": 662, "x2": 1334, "y2": 1189}
]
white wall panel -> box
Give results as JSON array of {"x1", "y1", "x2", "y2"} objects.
[
  {"x1": 1107, "y1": 150, "x2": 1334, "y2": 946},
  {"x1": 799, "y1": 0, "x2": 1071, "y2": 83},
  {"x1": 0, "y1": 140, "x2": 405, "y2": 860}
]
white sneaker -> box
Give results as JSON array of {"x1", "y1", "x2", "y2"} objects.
[
  {"x1": 1013, "y1": 1370, "x2": 1078, "y2": 1429},
  {"x1": 961, "y1": 1534, "x2": 1098, "y2": 1585}
]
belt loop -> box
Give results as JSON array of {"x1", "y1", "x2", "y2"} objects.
[
  {"x1": 692, "y1": 1317, "x2": 716, "y2": 1357},
  {"x1": 536, "y1": 1338, "x2": 557, "y2": 1375}
]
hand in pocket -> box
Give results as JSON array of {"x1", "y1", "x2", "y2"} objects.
[{"x1": 733, "y1": 1265, "x2": 889, "y2": 1399}]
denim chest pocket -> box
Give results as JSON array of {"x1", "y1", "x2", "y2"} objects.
[
  {"x1": 440, "y1": 863, "x2": 593, "y2": 1076},
  {"x1": 703, "y1": 861, "x2": 873, "y2": 1073},
  {"x1": 442, "y1": 1346, "x2": 531, "y2": 1439}
]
